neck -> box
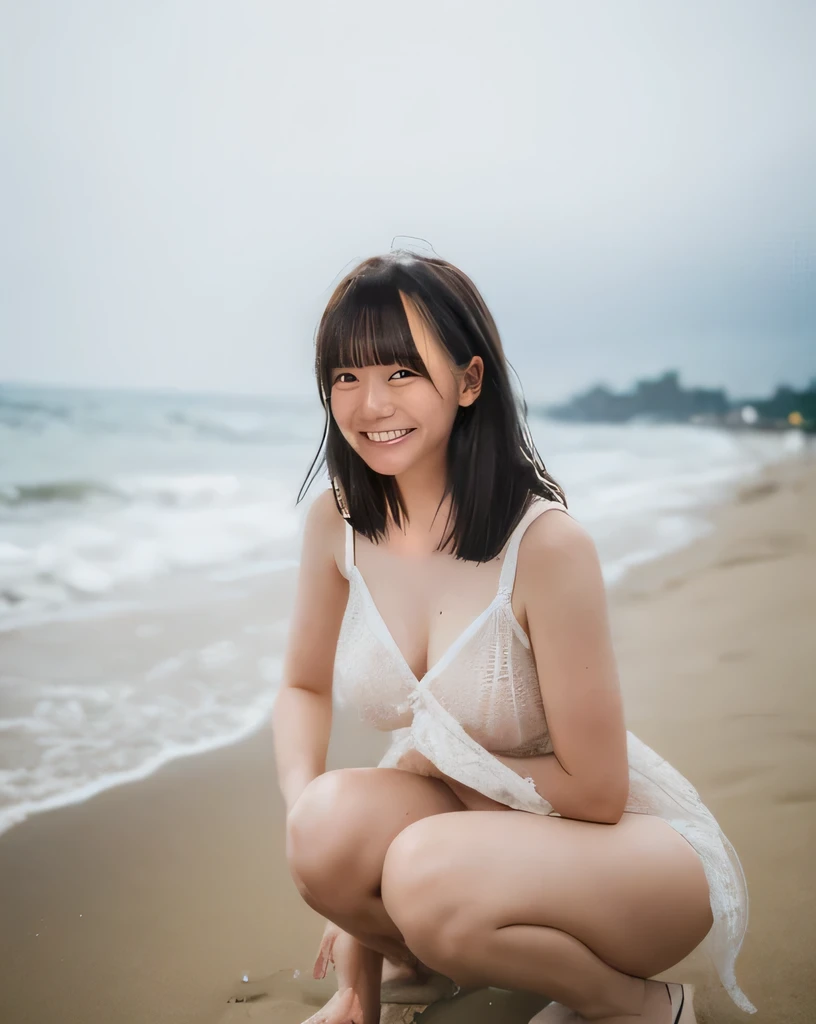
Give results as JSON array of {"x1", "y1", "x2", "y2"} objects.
[{"x1": 392, "y1": 448, "x2": 452, "y2": 544}]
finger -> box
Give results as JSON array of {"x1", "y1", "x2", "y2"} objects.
[
  {"x1": 312, "y1": 943, "x2": 331, "y2": 980},
  {"x1": 312, "y1": 939, "x2": 327, "y2": 978},
  {"x1": 312, "y1": 932, "x2": 336, "y2": 979}
]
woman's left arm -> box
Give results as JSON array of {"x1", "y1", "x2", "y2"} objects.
[{"x1": 497, "y1": 512, "x2": 630, "y2": 825}]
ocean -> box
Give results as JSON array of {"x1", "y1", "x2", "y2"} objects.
[{"x1": 0, "y1": 381, "x2": 801, "y2": 835}]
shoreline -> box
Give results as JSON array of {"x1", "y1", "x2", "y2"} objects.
[{"x1": 0, "y1": 448, "x2": 814, "y2": 1023}]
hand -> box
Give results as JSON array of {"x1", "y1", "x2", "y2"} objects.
[
  {"x1": 313, "y1": 919, "x2": 343, "y2": 980},
  {"x1": 397, "y1": 749, "x2": 510, "y2": 812},
  {"x1": 441, "y1": 775, "x2": 513, "y2": 812},
  {"x1": 394, "y1": 748, "x2": 443, "y2": 778}
]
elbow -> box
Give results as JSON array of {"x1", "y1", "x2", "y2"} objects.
[
  {"x1": 585, "y1": 777, "x2": 629, "y2": 825},
  {"x1": 592, "y1": 802, "x2": 625, "y2": 826}
]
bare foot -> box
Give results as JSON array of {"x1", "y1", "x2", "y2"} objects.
[
  {"x1": 302, "y1": 931, "x2": 382, "y2": 1024},
  {"x1": 301, "y1": 985, "x2": 363, "y2": 1024}
]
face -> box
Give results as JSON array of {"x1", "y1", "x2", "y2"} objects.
[{"x1": 329, "y1": 293, "x2": 483, "y2": 477}]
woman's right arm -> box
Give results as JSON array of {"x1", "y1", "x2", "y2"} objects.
[{"x1": 272, "y1": 488, "x2": 349, "y2": 814}]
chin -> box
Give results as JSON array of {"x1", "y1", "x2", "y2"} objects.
[{"x1": 362, "y1": 452, "x2": 414, "y2": 472}]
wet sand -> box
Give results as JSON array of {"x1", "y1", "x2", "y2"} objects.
[{"x1": 0, "y1": 450, "x2": 813, "y2": 1024}]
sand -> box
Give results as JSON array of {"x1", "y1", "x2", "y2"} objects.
[{"x1": 0, "y1": 446, "x2": 814, "y2": 1024}]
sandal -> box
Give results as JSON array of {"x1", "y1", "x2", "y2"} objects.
[{"x1": 666, "y1": 982, "x2": 697, "y2": 1024}]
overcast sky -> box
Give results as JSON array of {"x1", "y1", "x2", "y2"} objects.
[{"x1": 1, "y1": 1, "x2": 813, "y2": 403}]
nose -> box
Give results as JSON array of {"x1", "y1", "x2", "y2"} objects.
[{"x1": 360, "y1": 376, "x2": 396, "y2": 420}]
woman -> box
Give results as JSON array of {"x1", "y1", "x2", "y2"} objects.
[{"x1": 273, "y1": 250, "x2": 756, "y2": 1024}]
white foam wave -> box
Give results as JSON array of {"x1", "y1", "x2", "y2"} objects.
[
  {"x1": 0, "y1": 655, "x2": 283, "y2": 838},
  {"x1": 0, "y1": 475, "x2": 304, "y2": 627}
]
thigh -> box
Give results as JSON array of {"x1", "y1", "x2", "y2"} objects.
[
  {"x1": 381, "y1": 809, "x2": 714, "y2": 979},
  {"x1": 286, "y1": 766, "x2": 466, "y2": 906}
]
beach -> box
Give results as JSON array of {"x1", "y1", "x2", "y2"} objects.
[{"x1": 0, "y1": 448, "x2": 813, "y2": 1024}]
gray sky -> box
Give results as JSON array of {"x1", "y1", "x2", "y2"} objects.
[{"x1": 1, "y1": 0, "x2": 813, "y2": 403}]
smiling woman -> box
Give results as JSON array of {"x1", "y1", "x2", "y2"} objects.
[
  {"x1": 326, "y1": 291, "x2": 492, "y2": 545},
  {"x1": 299, "y1": 250, "x2": 566, "y2": 559},
  {"x1": 274, "y1": 250, "x2": 756, "y2": 1024}
]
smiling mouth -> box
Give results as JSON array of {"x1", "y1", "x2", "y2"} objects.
[{"x1": 361, "y1": 428, "x2": 416, "y2": 444}]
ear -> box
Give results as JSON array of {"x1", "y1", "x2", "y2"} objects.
[{"x1": 458, "y1": 356, "x2": 484, "y2": 408}]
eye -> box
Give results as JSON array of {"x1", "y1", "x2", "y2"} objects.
[{"x1": 332, "y1": 368, "x2": 415, "y2": 385}]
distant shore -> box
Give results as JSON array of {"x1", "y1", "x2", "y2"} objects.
[{"x1": 539, "y1": 369, "x2": 816, "y2": 435}]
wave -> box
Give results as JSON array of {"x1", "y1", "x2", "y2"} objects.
[
  {"x1": 0, "y1": 471, "x2": 305, "y2": 630},
  {"x1": 0, "y1": 392, "x2": 74, "y2": 427},
  {"x1": 0, "y1": 480, "x2": 121, "y2": 506},
  {"x1": 0, "y1": 385, "x2": 320, "y2": 446},
  {"x1": 0, "y1": 653, "x2": 284, "y2": 838},
  {"x1": 0, "y1": 473, "x2": 268, "y2": 507}
]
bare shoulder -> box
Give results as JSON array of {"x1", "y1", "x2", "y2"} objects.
[
  {"x1": 302, "y1": 486, "x2": 348, "y2": 577},
  {"x1": 517, "y1": 505, "x2": 604, "y2": 598},
  {"x1": 524, "y1": 504, "x2": 596, "y2": 556},
  {"x1": 305, "y1": 484, "x2": 344, "y2": 528}
]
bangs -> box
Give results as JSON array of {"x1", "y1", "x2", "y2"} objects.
[{"x1": 317, "y1": 280, "x2": 433, "y2": 398}]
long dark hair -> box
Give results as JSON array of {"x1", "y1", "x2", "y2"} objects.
[{"x1": 296, "y1": 249, "x2": 567, "y2": 564}]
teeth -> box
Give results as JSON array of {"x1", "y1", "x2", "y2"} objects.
[{"x1": 366, "y1": 428, "x2": 412, "y2": 442}]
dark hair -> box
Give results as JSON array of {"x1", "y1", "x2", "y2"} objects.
[{"x1": 297, "y1": 249, "x2": 567, "y2": 564}]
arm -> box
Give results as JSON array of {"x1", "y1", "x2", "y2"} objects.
[
  {"x1": 497, "y1": 513, "x2": 630, "y2": 824},
  {"x1": 272, "y1": 488, "x2": 349, "y2": 814}
]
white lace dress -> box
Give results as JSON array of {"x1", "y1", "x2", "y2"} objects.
[{"x1": 332, "y1": 497, "x2": 757, "y2": 1014}]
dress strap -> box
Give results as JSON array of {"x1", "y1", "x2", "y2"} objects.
[
  {"x1": 498, "y1": 497, "x2": 569, "y2": 595},
  {"x1": 344, "y1": 519, "x2": 356, "y2": 578}
]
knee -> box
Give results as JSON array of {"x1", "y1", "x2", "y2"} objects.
[
  {"x1": 285, "y1": 768, "x2": 371, "y2": 904},
  {"x1": 380, "y1": 818, "x2": 476, "y2": 984}
]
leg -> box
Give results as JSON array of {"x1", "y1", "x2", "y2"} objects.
[
  {"x1": 380, "y1": 810, "x2": 714, "y2": 1022},
  {"x1": 286, "y1": 765, "x2": 465, "y2": 962}
]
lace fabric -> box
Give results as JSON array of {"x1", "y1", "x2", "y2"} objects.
[{"x1": 332, "y1": 497, "x2": 756, "y2": 1013}]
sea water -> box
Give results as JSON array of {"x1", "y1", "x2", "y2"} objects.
[{"x1": 0, "y1": 382, "x2": 797, "y2": 835}]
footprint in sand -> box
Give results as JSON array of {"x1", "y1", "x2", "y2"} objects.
[
  {"x1": 786, "y1": 729, "x2": 816, "y2": 747},
  {"x1": 222, "y1": 968, "x2": 334, "y2": 1021},
  {"x1": 776, "y1": 786, "x2": 816, "y2": 806},
  {"x1": 737, "y1": 481, "x2": 779, "y2": 504},
  {"x1": 716, "y1": 529, "x2": 805, "y2": 570},
  {"x1": 706, "y1": 763, "x2": 770, "y2": 793},
  {"x1": 717, "y1": 649, "x2": 749, "y2": 663}
]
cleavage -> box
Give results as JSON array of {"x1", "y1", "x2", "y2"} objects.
[{"x1": 354, "y1": 542, "x2": 504, "y2": 680}]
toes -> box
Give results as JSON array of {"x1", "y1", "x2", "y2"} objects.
[{"x1": 298, "y1": 974, "x2": 370, "y2": 1024}]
